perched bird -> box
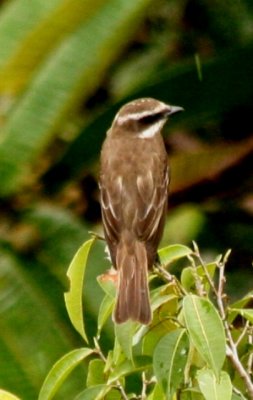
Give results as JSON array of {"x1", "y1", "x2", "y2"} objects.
[{"x1": 99, "y1": 98, "x2": 183, "y2": 324}]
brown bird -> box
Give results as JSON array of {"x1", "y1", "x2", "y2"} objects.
[{"x1": 99, "y1": 98, "x2": 183, "y2": 324}]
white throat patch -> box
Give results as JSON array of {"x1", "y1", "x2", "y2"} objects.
[{"x1": 137, "y1": 120, "x2": 164, "y2": 139}]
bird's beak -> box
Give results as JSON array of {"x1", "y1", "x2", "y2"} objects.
[{"x1": 166, "y1": 105, "x2": 184, "y2": 116}]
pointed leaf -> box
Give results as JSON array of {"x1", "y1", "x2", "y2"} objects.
[
  {"x1": 158, "y1": 245, "x2": 192, "y2": 266},
  {"x1": 197, "y1": 369, "x2": 232, "y2": 400},
  {"x1": 38, "y1": 348, "x2": 93, "y2": 400},
  {"x1": 183, "y1": 295, "x2": 226, "y2": 378},
  {"x1": 153, "y1": 329, "x2": 189, "y2": 398},
  {"x1": 64, "y1": 238, "x2": 95, "y2": 342}
]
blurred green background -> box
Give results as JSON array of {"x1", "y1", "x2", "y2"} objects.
[{"x1": 0, "y1": 0, "x2": 252, "y2": 398}]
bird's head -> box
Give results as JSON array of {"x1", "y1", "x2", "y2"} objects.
[{"x1": 109, "y1": 98, "x2": 183, "y2": 139}]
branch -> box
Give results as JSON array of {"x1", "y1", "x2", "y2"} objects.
[
  {"x1": 154, "y1": 263, "x2": 187, "y2": 296},
  {"x1": 247, "y1": 326, "x2": 253, "y2": 377}
]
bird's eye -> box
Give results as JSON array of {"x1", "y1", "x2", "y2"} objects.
[{"x1": 140, "y1": 112, "x2": 163, "y2": 125}]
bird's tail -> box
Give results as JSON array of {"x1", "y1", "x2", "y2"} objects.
[{"x1": 114, "y1": 235, "x2": 151, "y2": 324}]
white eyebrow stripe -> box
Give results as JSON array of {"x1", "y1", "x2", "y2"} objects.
[
  {"x1": 116, "y1": 105, "x2": 166, "y2": 125},
  {"x1": 137, "y1": 120, "x2": 164, "y2": 139}
]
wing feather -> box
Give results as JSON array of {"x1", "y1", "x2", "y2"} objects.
[
  {"x1": 99, "y1": 174, "x2": 123, "y2": 243},
  {"x1": 135, "y1": 164, "x2": 169, "y2": 241}
]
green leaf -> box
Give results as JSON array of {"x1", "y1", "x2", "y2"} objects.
[
  {"x1": 97, "y1": 294, "x2": 114, "y2": 337},
  {"x1": 0, "y1": 0, "x2": 61, "y2": 70},
  {"x1": 74, "y1": 384, "x2": 110, "y2": 400},
  {"x1": 153, "y1": 329, "x2": 189, "y2": 398},
  {"x1": 64, "y1": 238, "x2": 95, "y2": 342},
  {"x1": 158, "y1": 244, "x2": 192, "y2": 266},
  {"x1": 86, "y1": 359, "x2": 105, "y2": 387},
  {"x1": 38, "y1": 348, "x2": 93, "y2": 400},
  {"x1": 0, "y1": 0, "x2": 105, "y2": 93},
  {"x1": 0, "y1": 389, "x2": 21, "y2": 400},
  {"x1": 183, "y1": 295, "x2": 226, "y2": 378},
  {"x1": 152, "y1": 293, "x2": 178, "y2": 313},
  {"x1": 114, "y1": 320, "x2": 136, "y2": 361},
  {"x1": 0, "y1": 0, "x2": 154, "y2": 195},
  {"x1": 197, "y1": 369, "x2": 232, "y2": 400},
  {"x1": 108, "y1": 355, "x2": 152, "y2": 384},
  {"x1": 181, "y1": 263, "x2": 217, "y2": 293}
]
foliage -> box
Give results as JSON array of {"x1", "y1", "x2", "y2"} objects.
[
  {"x1": 38, "y1": 238, "x2": 253, "y2": 400},
  {"x1": 0, "y1": 0, "x2": 252, "y2": 398}
]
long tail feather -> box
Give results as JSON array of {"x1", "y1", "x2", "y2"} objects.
[{"x1": 114, "y1": 238, "x2": 151, "y2": 324}]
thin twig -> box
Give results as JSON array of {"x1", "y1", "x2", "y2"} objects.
[
  {"x1": 217, "y1": 260, "x2": 226, "y2": 320},
  {"x1": 140, "y1": 374, "x2": 156, "y2": 400},
  {"x1": 141, "y1": 372, "x2": 147, "y2": 400},
  {"x1": 248, "y1": 326, "x2": 253, "y2": 377},
  {"x1": 193, "y1": 241, "x2": 218, "y2": 297},
  {"x1": 187, "y1": 254, "x2": 205, "y2": 296},
  {"x1": 235, "y1": 321, "x2": 249, "y2": 347},
  {"x1": 154, "y1": 263, "x2": 187, "y2": 296},
  {"x1": 232, "y1": 385, "x2": 247, "y2": 398}
]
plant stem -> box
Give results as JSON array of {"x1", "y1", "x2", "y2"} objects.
[{"x1": 154, "y1": 263, "x2": 187, "y2": 296}]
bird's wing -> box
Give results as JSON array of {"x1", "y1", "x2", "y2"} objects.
[
  {"x1": 135, "y1": 162, "x2": 169, "y2": 242},
  {"x1": 99, "y1": 173, "x2": 122, "y2": 244},
  {"x1": 100, "y1": 155, "x2": 169, "y2": 245}
]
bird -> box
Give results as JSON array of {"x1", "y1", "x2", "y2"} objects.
[{"x1": 99, "y1": 98, "x2": 183, "y2": 324}]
